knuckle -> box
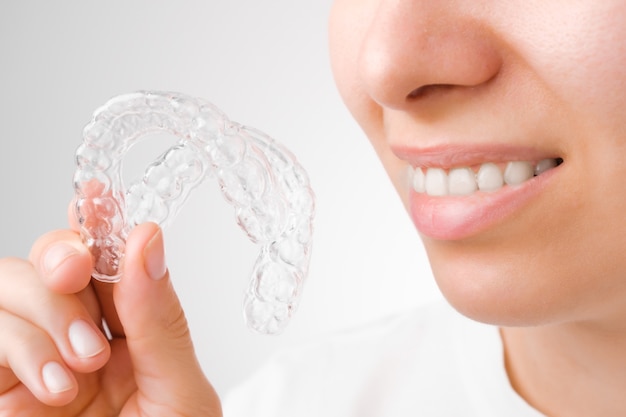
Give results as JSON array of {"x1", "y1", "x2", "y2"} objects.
[
  {"x1": 163, "y1": 304, "x2": 191, "y2": 342},
  {"x1": 0, "y1": 310, "x2": 46, "y2": 350},
  {"x1": 0, "y1": 257, "x2": 32, "y2": 279}
]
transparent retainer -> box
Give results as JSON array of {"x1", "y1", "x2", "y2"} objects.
[{"x1": 73, "y1": 91, "x2": 315, "y2": 334}]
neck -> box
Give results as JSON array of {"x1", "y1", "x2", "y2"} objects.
[{"x1": 501, "y1": 319, "x2": 626, "y2": 417}]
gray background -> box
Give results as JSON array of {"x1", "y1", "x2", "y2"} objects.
[{"x1": 0, "y1": 1, "x2": 441, "y2": 396}]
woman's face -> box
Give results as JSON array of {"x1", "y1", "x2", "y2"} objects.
[{"x1": 329, "y1": 1, "x2": 626, "y2": 326}]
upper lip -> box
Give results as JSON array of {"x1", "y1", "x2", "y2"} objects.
[{"x1": 390, "y1": 143, "x2": 562, "y2": 169}]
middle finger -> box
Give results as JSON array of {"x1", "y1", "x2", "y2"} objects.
[{"x1": 0, "y1": 258, "x2": 110, "y2": 373}]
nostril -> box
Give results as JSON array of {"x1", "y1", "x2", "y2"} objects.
[{"x1": 407, "y1": 84, "x2": 455, "y2": 100}]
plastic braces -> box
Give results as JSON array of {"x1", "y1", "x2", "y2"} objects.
[{"x1": 73, "y1": 91, "x2": 315, "y2": 334}]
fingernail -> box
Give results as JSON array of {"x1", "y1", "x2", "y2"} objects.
[
  {"x1": 144, "y1": 229, "x2": 167, "y2": 280},
  {"x1": 42, "y1": 243, "x2": 78, "y2": 275},
  {"x1": 69, "y1": 319, "x2": 106, "y2": 358},
  {"x1": 42, "y1": 361, "x2": 73, "y2": 393}
]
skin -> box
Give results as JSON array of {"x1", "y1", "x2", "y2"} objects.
[{"x1": 329, "y1": 0, "x2": 626, "y2": 416}]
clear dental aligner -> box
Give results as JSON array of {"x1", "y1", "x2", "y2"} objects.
[
  {"x1": 73, "y1": 91, "x2": 315, "y2": 334},
  {"x1": 409, "y1": 158, "x2": 563, "y2": 197}
]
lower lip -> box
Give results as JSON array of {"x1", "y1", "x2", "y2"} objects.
[{"x1": 409, "y1": 168, "x2": 558, "y2": 240}]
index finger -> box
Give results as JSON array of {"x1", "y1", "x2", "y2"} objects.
[{"x1": 29, "y1": 229, "x2": 93, "y2": 296}]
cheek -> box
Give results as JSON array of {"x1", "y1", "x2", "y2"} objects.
[{"x1": 500, "y1": 3, "x2": 626, "y2": 134}]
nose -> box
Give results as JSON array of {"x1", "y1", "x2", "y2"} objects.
[{"x1": 358, "y1": 2, "x2": 503, "y2": 110}]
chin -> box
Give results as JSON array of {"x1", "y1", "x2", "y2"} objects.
[{"x1": 424, "y1": 240, "x2": 574, "y2": 328}]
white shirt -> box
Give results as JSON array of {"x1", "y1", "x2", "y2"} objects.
[{"x1": 223, "y1": 301, "x2": 544, "y2": 416}]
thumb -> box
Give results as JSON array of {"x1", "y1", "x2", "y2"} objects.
[{"x1": 114, "y1": 222, "x2": 220, "y2": 411}]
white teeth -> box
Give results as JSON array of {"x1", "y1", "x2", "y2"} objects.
[
  {"x1": 410, "y1": 158, "x2": 560, "y2": 197},
  {"x1": 448, "y1": 167, "x2": 477, "y2": 196},
  {"x1": 425, "y1": 168, "x2": 448, "y2": 196},
  {"x1": 412, "y1": 165, "x2": 426, "y2": 193},
  {"x1": 477, "y1": 163, "x2": 504, "y2": 192},
  {"x1": 504, "y1": 161, "x2": 534, "y2": 186}
]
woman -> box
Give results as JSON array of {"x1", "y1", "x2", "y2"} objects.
[{"x1": 2, "y1": 1, "x2": 626, "y2": 415}]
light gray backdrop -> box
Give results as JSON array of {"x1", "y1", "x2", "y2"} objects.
[{"x1": 0, "y1": 1, "x2": 441, "y2": 396}]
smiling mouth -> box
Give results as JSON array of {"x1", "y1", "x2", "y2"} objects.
[{"x1": 409, "y1": 157, "x2": 563, "y2": 197}]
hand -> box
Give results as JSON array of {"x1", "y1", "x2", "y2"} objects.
[{"x1": 0, "y1": 221, "x2": 222, "y2": 416}]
